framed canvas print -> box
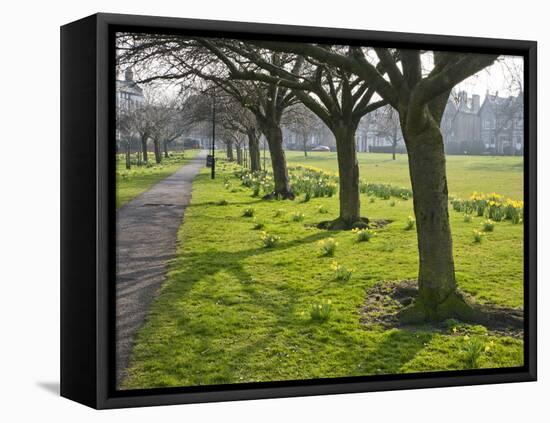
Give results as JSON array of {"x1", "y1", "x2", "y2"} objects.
[{"x1": 60, "y1": 13, "x2": 537, "y2": 409}]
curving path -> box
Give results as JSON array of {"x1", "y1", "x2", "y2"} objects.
[{"x1": 115, "y1": 151, "x2": 206, "y2": 386}]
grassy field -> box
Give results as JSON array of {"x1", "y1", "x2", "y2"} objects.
[
  {"x1": 121, "y1": 153, "x2": 524, "y2": 389},
  {"x1": 116, "y1": 149, "x2": 200, "y2": 209},
  {"x1": 286, "y1": 152, "x2": 524, "y2": 200}
]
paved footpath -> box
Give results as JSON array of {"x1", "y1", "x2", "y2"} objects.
[{"x1": 116, "y1": 151, "x2": 206, "y2": 386}]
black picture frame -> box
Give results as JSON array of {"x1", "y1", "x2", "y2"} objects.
[{"x1": 60, "y1": 12, "x2": 537, "y2": 409}]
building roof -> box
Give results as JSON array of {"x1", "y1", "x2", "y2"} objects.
[
  {"x1": 479, "y1": 92, "x2": 523, "y2": 115},
  {"x1": 116, "y1": 79, "x2": 144, "y2": 97}
]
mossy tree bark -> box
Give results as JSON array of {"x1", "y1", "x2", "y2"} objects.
[
  {"x1": 397, "y1": 98, "x2": 480, "y2": 323},
  {"x1": 140, "y1": 134, "x2": 149, "y2": 163},
  {"x1": 399, "y1": 118, "x2": 475, "y2": 322},
  {"x1": 247, "y1": 128, "x2": 261, "y2": 172},
  {"x1": 153, "y1": 138, "x2": 162, "y2": 164},
  {"x1": 259, "y1": 119, "x2": 294, "y2": 199},
  {"x1": 235, "y1": 145, "x2": 243, "y2": 165},
  {"x1": 125, "y1": 140, "x2": 131, "y2": 170},
  {"x1": 225, "y1": 140, "x2": 234, "y2": 161},
  {"x1": 332, "y1": 123, "x2": 361, "y2": 229}
]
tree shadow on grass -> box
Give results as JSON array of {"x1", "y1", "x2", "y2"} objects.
[
  {"x1": 358, "y1": 329, "x2": 435, "y2": 375},
  {"x1": 123, "y1": 231, "x2": 338, "y2": 388},
  {"x1": 187, "y1": 198, "x2": 266, "y2": 208}
]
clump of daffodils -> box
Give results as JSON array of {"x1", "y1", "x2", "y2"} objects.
[
  {"x1": 309, "y1": 300, "x2": 332, "y2": 322},
  {"x1": 330, "y1": 261, "x2": 353, "y2": 282},
  {"x1": 352, "y1": 227, "x2": 375, "y2": 242},
  {"x1": 260, "y1": 231, "x2": 280, "y2": 248},
  {"x1": 462, "y1": 336, "x2": 495, "y2": 369},
  {"x1": 318, "y1": 238, "x2": 338, "y2": 256}
]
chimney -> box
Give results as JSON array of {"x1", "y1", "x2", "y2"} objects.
[
  {"x1": 124, "y1": 67, "x2": 134, "y2": 82},
  {"x1": 472, "y1": 94, "x2": 480, "y2": 112},
  {"x1": 458, "y1": 90, "x2": 468, "y2": 109}
]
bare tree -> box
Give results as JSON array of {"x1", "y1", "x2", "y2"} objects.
[
  {"x1": 116, "y1": 103, "x2": 135, "y2": 169},
  {"x1": 282, "y1": 103, "x2": 320, "y2": 157},
  {"x1": 369, "y1": 105, "x2": 403, "y2": 160},
  {"x1": 250, "y1": 42, "x2": 498, "y2": 321},
  {"x1": 203, "y1": 42, "x2": 387, "y2": 228},
  {"x1": 216, "y1": 94, "x2": 262, "y2": 169},
  {"x1": 117, "y1": 34, "x2": 296, "y2": 198}
]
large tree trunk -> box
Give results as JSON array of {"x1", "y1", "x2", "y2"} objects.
[
  {"x1": 400, "y1": 120, "x2": 475, "y2": 323},
  {"x1": 226, "y1": 140, "x2": 234, "y2": 161},
  {"x1": 163, "y1": 140, "x2": 169, "y2": 158},
  {"x1": 247, "y1": 129, "x2": 261, "y2": 172},
  {"x1": 125, "y1": 141, "x2": 131, "y2": 170},
  {"x1": 236, "y1": 145, "x2": 243, "y2": 165},
  {"x1": 261, "y1": 122, "x2": 294, "y2": 199},
  {"x1": 140, "y1": 135, "x2": 148, "y2": 163},
  {"x1": 153, "y1": 138, "x2": 162, "y2": 164},
  {"x1": 330, "y1": 124, "x2": 362, "y2": 229}
]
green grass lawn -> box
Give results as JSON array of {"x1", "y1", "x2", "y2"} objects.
[
  {"x1": 121, "y1": 154, "x2": 524, "y2": 390},
  {"x1": 286, "y1": 152, "x2": 524, "y2": 200},
  {"x1": 116, "y1": 149, "x2": 200, "y2": 209}
]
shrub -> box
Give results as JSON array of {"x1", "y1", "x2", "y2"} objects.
[
  {"x1": 405, "y1": 215, "x2": 415, "y2": 230},
  {"x1": 291, "y1": 212, "x2": 305, "y2": 222},
  {"x1": 252, "y1": 220, "x2": 265, "y2": 230},
  {"x1": 369, "y1": 197, "x2": 376, "y2": 204},
  {"x1": 237, "y1": 169, "x2": 274, "y2": 197},
  {"x1": 463, "y1": 213, "x2": 472, "y2": 223},
  {"x1": 288, "y1": 166, "x2": 338, "y2": 198},
  {"x1": 274, "y1": 209, "x2": 285, "y2": 218},
  {"x1": 451, "y1": 192, "x2": 523, "y2": 224},
  {"x1": 473, "y1": 230, "x2": 485, "y2": 243},
  {"x1": 242, "y1": 207, "x2": 255, "y2": 217},
  {"x1": 353, "y1": 228, "x2": 375, "y2": 242},
  {"x1": 318, "y1": 205, "x2": 329, "y2": 214},
  {"x1": 309, "y1": 300, "x2": 332, "y2": 322},
  {"x1": 260, "y1": 231, "x2": 280, "y2": 248},
  {"x1": 389, "y1": 200, "x2": 396, "y2": 207},
  {"x1": 505, "y1": 199, "x2": 523, "y2": 224},
  {"x1": 331, "y1": 261, "x2": 353, "y2": 282},
  {"x1": 318, "y1": 238, "x2": 338, "y2": 256},
  {"x1": 360, "y1": 181, "x2": 412, "y2": 200},
  {"x1": 216, "y1": 199, "x2": 228, "y2": 206},
  {"x1": 482, "y1": 219, "x2": 495, "y2": 232}
]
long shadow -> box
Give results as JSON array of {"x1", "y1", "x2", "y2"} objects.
[
  {"x1": 125, "y1": 225, "x2": 439, "y2": 386},
  {"x1": 187, "y1": 198, "x2": 266, "y2": 208},
  {"x1": 123, "y1": 230, "x2": 336, "y2": 387},
  {"x1": 358, "y1": 330, "x2": 435, "y2": 375}
]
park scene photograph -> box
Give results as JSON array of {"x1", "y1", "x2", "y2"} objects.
[{"x1": 114, "y1": 33, "x2": 525, "y2": 391}]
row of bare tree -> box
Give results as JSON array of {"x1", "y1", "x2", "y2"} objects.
[
  {"x1": 117, "y1": 90, "x2": 214, "y2": 168},
  {"x1": 116, "y1": 35, "x2": 501, "y2": 323}
]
